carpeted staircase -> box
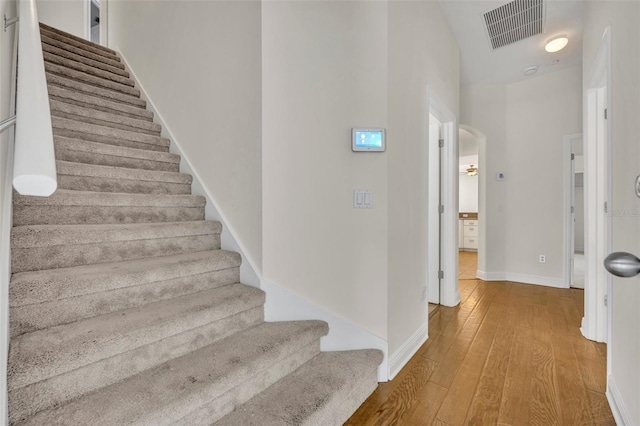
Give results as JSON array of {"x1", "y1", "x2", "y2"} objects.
[{"x1": 7, "y1": 22, "x2": 382, "y2": 425}]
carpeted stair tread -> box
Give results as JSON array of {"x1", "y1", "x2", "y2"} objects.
[
  {"x1": 9, "y1": 284, "x2": 265, "y2": 390},
  {"x1": 47, "y1": 73, "x2": 146, "y2": 108},
  {"x1": 50, "y1": 99, "x2": 161, "y2": 136},
  {"x1": 217, "y1": 349, "x2": 384, "y2": 426},
  {"x1": 12, "y1": 220, "x2": 219, "y2": 248},
  {"x1": 11, "y1": 221, "x2": 221, "y2": 272},
  {"x1": 48, "y1": 84, "x2": 153, "y2": 121},
  {"x1": 52, "y1": 116, "x2": 170, "y2": 152},
  {"x1": 44, "y1": 51, "x2": 134, "y2": 87},
  {"x1": 39, "y1": 26, "x2": 118, "y2": 62},
  {"x1": 45, "y1": 62, "x2": 139, "y2": 98},
  {"x1": 42, "y1": 42, "x2": 129, "y2": 78},
  {"x1": 17, "y1": 321, "x2": 328, "y2": 426},
  {"x1": 56, "y1": 160, "x2": 192, "y2": 194},
  {"x1": 10, "y1": 249, "x2": 238, "y2": 307},
  {"x1": 40, "y1": 23, "x2": 117, "y2": 55},
  {"x1": 9, "y1": 251, "x2": 241, "y2": 336},
  {"x1": 41, "y1": 32, "x2": 123, "y2": 71},
  {"x1": 53, "y1": 136, "x2": 179, "y2": 172},
  {"x1": 13, "y1": 189, "x2": 204, "y2": 225}
]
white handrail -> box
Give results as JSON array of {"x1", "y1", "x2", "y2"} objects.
[{"x1": 12, "y1": 0, "x2": 57, "y2": 196}]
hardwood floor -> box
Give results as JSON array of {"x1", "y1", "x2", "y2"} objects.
[{"x1": 346, "y1": 274, "x2": 614, "y2": 425}]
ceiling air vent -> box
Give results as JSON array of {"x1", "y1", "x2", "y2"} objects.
[{"x1": 483, "y1": 0, "x2": 545, "y2": 50}]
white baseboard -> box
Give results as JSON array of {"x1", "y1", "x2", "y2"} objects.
[
  {"x1": 476, "y1": 270, "x2": 566, "y2": 288},
  {"x1": 117, "y1": 52, "x2": 260, "y2": 287},
  {"x1": 261, "y1": 279, "x2": 389, "y2": 382},
  {"x1": 388, "y1": 325, "x2": 428, "y2": 380},
  {"x1": 607, "y1": 375, "x2": 633, "y2": 425}
]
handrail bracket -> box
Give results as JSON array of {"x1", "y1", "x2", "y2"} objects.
[
  {"x1": 0, "y1": 116, "x2": 16, "y2": 133},
  {"x1": 3, "y1": 15, "x2": 18, "y2": 32}
]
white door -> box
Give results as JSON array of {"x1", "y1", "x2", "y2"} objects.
[{"x1": 427, "y1": 115, "x2": 441, "y2": 304}]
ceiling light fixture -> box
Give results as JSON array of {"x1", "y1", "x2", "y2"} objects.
[
  {"x1": 545, "y1": 35, "x2": 569, "y2": 53},
  {"x1": 466, "y1": 165, "x2": 478, "y2": 176},
  {"x1": 523, "y1": 65, "x2": 539, "y2": 76}
]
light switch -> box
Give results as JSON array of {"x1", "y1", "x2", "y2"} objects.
[{"x1": 353, "y1": 190, "x2": 372, "y2": 208}]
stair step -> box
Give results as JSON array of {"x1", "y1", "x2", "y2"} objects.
[
  {"x1": 15, "y1": 321, "x2": 328, "y2": 426},
  {"x1": 42, "y1": 41, "x2": 129, "y2": 78},
  {"x1": 47, "y1": 73, "x2": 146, "y2": 108},
  {"x1": 48, "y1": 84, "x2": 153, "y2": 121},
  {"x1": 50, "y1": 99, "x2": 161, "y2": 136},
  {"x1": 9, "y1": 285, "x2": 266, "y2": 422},
  {"x1": 11, "y1": 220, "x2": 220, "y2": 272},
  {"x1": 56, "y1": 160, "x2": 191, "y2": 194},
  {"x1": 45, "y1": 62, "x2": 140, "y2": 98},
  {"x1": 13, "y1": 189, "x2": 203, "y2": 226},
  {"x1": 41, "y1": 32, "x2": 124, "y2": 71},
  {"x1": 217, "y1": 350, "x2": 383, "y2": 426},
  {"x1": 10, "y1": 250, "x2": 240, "y2": 335},
  {"x1": 53, "y1": 136, "x2": 179, "y2": 173},
  {"x1": 52, "y1": 116, "x2": 169, "y2": 152},
  {"x1": 40, "y1": 26, "x2": 118, "y2": 63},
  {"x1": 44, "y1": 51, "x2": 134, "y2": 88},
  {"x1": 40, "y1": 23, "x2": 117, "y2": 56}
]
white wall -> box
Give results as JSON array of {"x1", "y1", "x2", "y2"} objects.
[
  {"x1": 459, "y1": 174, "x2": 478, "y2": 212},
  {"x1": 0, "y1": 0, "x2": 15, "y2": 420},
  {"x1": 461, "y1": 84, "x2": 507, "y2": 277},
  {"x1": 583, "y1": 2, "x2": 640, "y2": 424},
  {"x1": 262, "y1": 1, "x2": 389, "y2": 340},
  {"x1": 503, "y1": 66, "x2": 582, "y2": 283},
  {"x1": 36, "y1": 0, "x2": 86, "y2": 39},
  {"x1": 108, "y1": 1, "x2": 263, "y2": 275},
  {"x1": 387, "y1": 0, "x2": 459, "y2": 356},
  {"x1": 462, "y1": 67, "x2": 582, "y2": 285}
]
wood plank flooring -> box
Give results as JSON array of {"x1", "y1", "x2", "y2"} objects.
[{"x1": 346, "y1": 255, "x2": 614, "y2": 425}]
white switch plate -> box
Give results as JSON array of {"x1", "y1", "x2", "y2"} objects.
[{"x1": 353, "y1": 190, "x2": 372, "y2": 208}]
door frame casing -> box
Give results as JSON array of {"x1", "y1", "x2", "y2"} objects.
[
  {"x1": 427, "y1": 87, "x2": 459, "y2": 307},
  {"x1": 582, "y1": 26, "x2": 612, "y2": 346}
]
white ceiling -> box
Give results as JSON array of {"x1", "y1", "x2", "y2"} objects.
[{"x1": 440, "y1": 0, "x2": 584, "y2": 85}]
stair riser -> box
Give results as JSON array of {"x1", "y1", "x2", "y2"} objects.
[
  {"x1": 11, "y1": 267, "x2": 240, "y2": 336},
  {"x1": 40, "y1": 28, "x2": 120, "y2": 63},
  {"x1": 11, "y1": 251, "x2": 239, "y2": 306},
  {"x1": 50, "y1": 101, "x2": 161, "y2": 135},
  {"x1": 48, "y1": 89, "x2": 153, "y2": 121},
  {"x1": 176, "y1": 341, "x2": 321, "y2": 426},
  {"x1": 47, "y1": 73, "x2": 146, "y2": 108},
  {"x1": 57, "y1": 175, "x2": 191, "y2": 195},
  {"x1": 52, "y1": 109, "x2": 160, "y2": 136},
  {"x1": 13, "y1": 204, "x2": 204, "y2": 226},
  {"x1": 45, "y1": 62, "x2": 140, "y2": 98},
  {"x1": 44, "y1": 51, "x2": 134, "y2": 87},
  {"x1": 54, "y1": 147, "x2": 180, "y2": 172},
  {"x1": 53, "y1": 127, "x2": 168, "y2": 153},
  {"x1": 52, "y1": 117, "x2": 170, "y2": 152},
  {"x1": 11, "y1": 234, "x2": 220, "y2": 273},
  {"x1": 42, "y1": 42, "x2": 129, "y2": 78},
  {"x1": 320, "y1": 370, "x2": 379, "y2": 426},
  {"x1": 40, "y1": 23, "x2": 117, "y2": 55},
  {"x1": 9, "y1": 307, "x2": 264, "y2": 424}
]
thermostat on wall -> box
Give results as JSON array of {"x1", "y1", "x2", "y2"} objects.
[{"x1": 352, "y1": 128, "x2": 386, "y2": 152}]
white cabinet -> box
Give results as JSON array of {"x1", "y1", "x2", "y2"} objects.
[{"x1": 459, "y1": 218, "x2": 479, "y2": 251}]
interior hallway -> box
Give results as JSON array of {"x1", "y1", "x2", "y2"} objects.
[{"x1": 347, "y1": 276, "x2": 613, "y2": 425}]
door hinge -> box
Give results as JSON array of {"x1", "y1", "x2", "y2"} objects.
[
  {"x1": 439, "y1": 205, "x2": 444, "y2": 214},
  {"x1": 571, "y1": 153, "x2": 575, "y2": 161},
  {"x1": 439, "y1": 139, "x2": 444, "y2": 148},
  {"x1": 604, "y1": 294, "x2": 608, "y2": 307},
  {"x1": 604, "y1": 201, "x2": 609, "y2": 213},
  {"x1": 604, "y1": 108, "x2": 608, "y2": 120},
  {"x1": 571, "y1": 206, "x2": 575, "y2": 214},
  {"x1": 438, "y1": 270, "x2": 444, "y2": 279}
]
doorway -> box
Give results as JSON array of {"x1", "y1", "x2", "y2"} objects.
[
  {"x1": 88, "y1": 0, "x2": 100, "y2": 44},
  {"x1": 564, "y1": 133, "x2": 585, "y2": 289}
]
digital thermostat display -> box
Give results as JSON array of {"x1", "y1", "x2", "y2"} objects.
[{"x1": 352, "y1": 128, "x2": 386, "y2": 152}]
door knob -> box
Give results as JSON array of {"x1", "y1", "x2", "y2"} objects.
[{"x1": 604, "y1": 252, "x2": 640, "y2": 278}]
